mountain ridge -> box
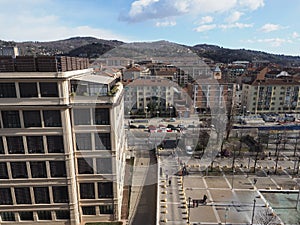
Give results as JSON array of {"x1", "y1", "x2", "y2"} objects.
[{"x1": 1, "y1": 37, "x2": 299, "y2": 66}]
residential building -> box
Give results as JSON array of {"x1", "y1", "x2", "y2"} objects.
[
  {"x1": 0, "y1": 46, "x2": 19, "y2": 58},
  {"x1": 0, "y1": 63, "x2": 126, "y2": 224},
  {"x1": 242, "y1": 71, "x2": 300, "y2": 114}
]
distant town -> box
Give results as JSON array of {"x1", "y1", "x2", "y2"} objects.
[{"x1": 0, "y1": 43, "x2": 299, "y2": 225}]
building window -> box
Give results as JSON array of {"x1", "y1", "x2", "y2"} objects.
[
  {"x1": 7, "y1": 136, "x2": 24, "y2": 154},
  {"x1": 1, "y1": 212, "x2": 15, "y2": 221},
  {"x1": 52, "y1": 186, "x2": 69, "y2": 203},
  {"x1": 27, "y1": 136, "x2": 44, "y2": 153},
  {"x1": 47, "y1": 136, "x2": 64, "y2": 153},
  {"x1": 1, "y1": 110, "x2": 21, "y2": 128},
  {"x1": 30, "y1": 161, "x2": 47, "y2": 178},
  {"x1": 97, "y1": 182, "x2": 113, "y2": 198},
  {"x1": 0, "y1": 136, "x2": 4, "y2": 154},
  {"x1": 0, "y1": 162, "x2": 8, "y2": 179},
  {"x1": 80, "y1": 183, "x2": 95, "y2": 199},
  {"x1": 34, "y1": 187, "x2": 50, "y2": 204},
  {"x1": 0, "y1": 188, "x2": 12, "y2": 205},
  {"x1": 0, "y1": 83, "x2": 16, "y2": 98},
  {"x1": 77, "y1": 158, "x2": 94, "y2": 174},
  {"x1": 43, "y1": 110, "x2": 62, "y2": 127},
  {"x1": 82, "y1": 206, "x2": 96, "y2": 215},
  {"x1": 40, "y1": 82, "x2": 59, "y2": 97},
  {"x1": 11, "y1": 162, "x2": 28, "y2": 178},
  {"x1": 19, "y1": 82, "x2": 38, "y2": 97},
  {"x1": 37, "y1": 211, "x2": 52, "y2": 220},
  {"x1": 96, "y1": 158, "x2": 112, "y2": 174},
  {"x1": 15, "y1": 187, "x2": 31, "y2": 204},
  {"x1": 76, "y1": 133, "x2": 92, "y2": 150},
  {"x1": 94, "y1": 133, "x2": 111, "y2": 150},
  {"x1": 23, "y1": 110, "x2": 41, "y2": 127},
  {"x1": 93, "y1": 108, "x2": 110, "y2": 125},
  {"x1": 74, "y1": 109, "x2": 91, "y2": 125},
  {"x1": 19, "y1": 212, "x2": 34, "y2": 221},
  {"x1": 55, "y1": 210, "x2": 70, "y2": 220},
  {"x1": 99, "y1": 205, "x2": 114, "y2": 214},
  {"x1": 49, "y1": 161, "x2": 66, "y2": 177}
]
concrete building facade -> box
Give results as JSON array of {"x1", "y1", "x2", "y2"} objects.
[{"x1": 0, "y1": 68, "x2": 126, "y2": 224}]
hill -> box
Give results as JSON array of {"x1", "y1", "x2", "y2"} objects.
[{"x1": 1, "y1": 37, "x2": 300, "y2": 66}]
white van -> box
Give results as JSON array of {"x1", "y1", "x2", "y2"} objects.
[{"x1": 185, "y1": 146, "x2": 193, "y2": 155}]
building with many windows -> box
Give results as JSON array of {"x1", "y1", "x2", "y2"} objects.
[{"x1": 0, "y1": 67, "x2": 126, "y2": 224}]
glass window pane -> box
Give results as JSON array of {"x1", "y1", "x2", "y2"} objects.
[
  {"x1": 52, "y1": 186, "x2": 69, "y2": 203},
  {"x1": 43, "y1": 110, "x2": 61, "y2": 127},
  {"x1": 55, "y1": 210, "x2": 70, "y2": 220},
  {"x1": 73, "y1": 109, "x2": 91, "y2": 125},
  {"x1": 23, "y1": 110, "x2": 41, "y2": 127},
  {"x1": 0, "y1": 162, "x2": 8, "y2": 179},
  {"x1": 97, "y1": 182, "x2": 113, "y2": 198},
  {"x1": 93, "y1": 108, "x2": 110, "y2": 125},
  {"x1": 40, "y1": 82, "x2": 58, "y2": 97},
  {"x1": 0, "y1": 188, "x2": 12, "y2": 205},
  {"x1": 19, "y1": 212, "x2": 34, "y2": 221},
  {"x1": 15, "y1": 187, "x2": 31, "y2": 204},
  {"x1": 77, "y1": 158, "x2": 93, "y2": 174},
  {"x1": 30, "y1": 161, "x2": 47, "y2": 178},
  {"x1": 7, "y1": 136, "x2": 24, "y2": 154},
  {"x1": 1, "y1": 110, "x2": 21, "y2": 128},
  {"x1": 82, "y1": 206, "x2": 96, "y2": 215},
  {"x1": 75, "y1": 133, "x2": 91, "y2": 151},
  {"x1": 80, "y1": 183, "x2": 95, "y2": 199},
  {"x1": 19, "y1": 82, "x2": 38, "y2": 97},
  {"x1": 27, "y1": 136, "x2": 44, "y2": 153},
  {"x1": 99, "y1": 205, "x2": 114, "y2": 214},
  {"x1": 49, "y1": 161, "x2": 66, "y2": 177},
  {"x1": 37, "y1": 211, "x2": 52, "y2": 220},
  {"x1": 11, "y1": 162, "x2": 28, "y2": 178},
  {"x1": 1, "y1": 212, "x2": 15, "y2": 221},
  {"x1": 47, "y1": 136, "x2": 64, "y2": 153},
  {"x1": 96, "y1": 158, "x2": 112, "y2": 174},
  {"x1": 94, "y1": 133, "x2": 111, "y2": 150},
  {"x1": 34, "y1": 187, "x2": 50, "y2": 204},
  {"x1": 0, "y1": 83, "x2": 16, "y2": 98},
  {"x1": 0, "y1": 137, "x2": 4, "y2": 154}
]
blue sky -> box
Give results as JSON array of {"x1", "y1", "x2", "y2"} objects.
[{"x1": 0, "y1": 0, "x2": 299, "y2": 55}]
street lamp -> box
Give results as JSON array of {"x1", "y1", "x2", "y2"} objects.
[
  {"x1": 156, "y1": 110, "x2": 160, "y2": 118},
  {"x1": 169, "y1": 106, "x2": 173, "y2": 118},
  {"x1": 188, "y1": 197, "x2": 191, "y2": 223},
  {"x1": 251, "y1": 199, "x2": 256, "y2": 225},
  {"x1": 145, "y1": 106, "x2": 148, "y2": 118}
]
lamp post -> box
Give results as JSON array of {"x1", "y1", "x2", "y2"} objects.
[
  {"x1": 169, "y1": 106, "x2": 173, "y2": 118},
  {"x1": 251, "y1": 199, "x2": 256, "y2": 225},
  {"x1": 145, "y1": 106, "x2": 148, "y2": 118},
  {"x1": 188, "y1": 197, "x2": 191, "y2": 224},
  {"x1": 156, "y1": 110, "x2": 160, "y2": 118}
]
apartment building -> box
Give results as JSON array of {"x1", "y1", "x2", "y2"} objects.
[
  {"x1": 0, "y1": 65, "x2": 126, "y2": 224},
  {"x1": 242, "y1": 72, "x2": 300, "y2": 114}
]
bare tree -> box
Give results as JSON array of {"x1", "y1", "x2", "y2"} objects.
[{"x1": 255, "y1": 208, "x2": 281, "y2": 225}]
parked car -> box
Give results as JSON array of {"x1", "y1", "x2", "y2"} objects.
[{"x1": 138, "y1": 125, "x2": 146, "y2": 129}]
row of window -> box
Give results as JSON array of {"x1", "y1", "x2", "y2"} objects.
[
  {"x1": 0, "y1": 135, "x2": 64, "y2": 154},
  {"x1": 82, "y1": 205, "x2": 114, "y2": 215},
  {"x1": 0, "y1": 210, "x2": 69, "y2": 222},
  {"x1": 0, "y1": 82, "x2": 59, "y2": 98},
  {"x1": 73, "y1": 108, "x2": 110, "y2": 125},
  {"x1": 0, "y1": 186, "x2": 69, "y2": 205},
  {"x1": 77, "y1": 158, "x2": 113, "y2": 174},
  {"x1": 1, "y1": 110, "x2": 62, "y2": 128},
  {"x1": 0, "y1": 161, "x2": 66, "y2": 179},
  {"x1": 80, "y1": 182, "x2": 113, "y2": 199},
  {"x1": 76, "y1": 133, "x2": 111, "y2": 151}
]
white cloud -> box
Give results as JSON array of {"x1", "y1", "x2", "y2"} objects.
[
  {"x1": 122, "y1": 0, "x2": 265, "y2": 22},
  {"x1": 260, "y1": 23, "x2": 282, "y2": 33},
  {"x1": 292, "y1": 32, "x2": 299, "y2": 39},
  {"x1": 239, "y1": 0, "x2": 264, "y2": 10},
  {"x1": 194, "y1": 24, "x2": 217, "y2": 32},
  {"x1": 219, "y1": 22, "x2": 253, "y2": 29},
  {"x1": 155, "y1": 20, "x2": 177, "y2": 27},
  {"x1": 244, "y1": 38, "x2": 292, "y2": 47},
  {"x1": 225, "y1": 11, "x2": 243, "y2": 23},
  {"x1": 198, "y1": 16, "x2": 214, "y2": 24}
]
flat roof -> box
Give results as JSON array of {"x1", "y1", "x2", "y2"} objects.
[{"x1": 73, "y1": 74, "x2": 115, "y2": 85}]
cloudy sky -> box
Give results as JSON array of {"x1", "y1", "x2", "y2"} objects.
[{"x1": 0, "y1": 0, "x2": 299, "y2": 55}]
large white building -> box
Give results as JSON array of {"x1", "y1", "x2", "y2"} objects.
[{"x1": 0, "y1": 68, "x2": 126, "y2": 224}]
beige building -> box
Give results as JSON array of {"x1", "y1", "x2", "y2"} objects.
[
  {"x1": 242, "y1": 72, "x2": 300, "y2": 114},
  {"x1": 0, "y1": 68, "x2": 126, "y2": 224}
]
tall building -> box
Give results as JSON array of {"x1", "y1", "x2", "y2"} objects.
[{"x1": 0, "y1": 64, "x2": 126, "y2": 224}]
